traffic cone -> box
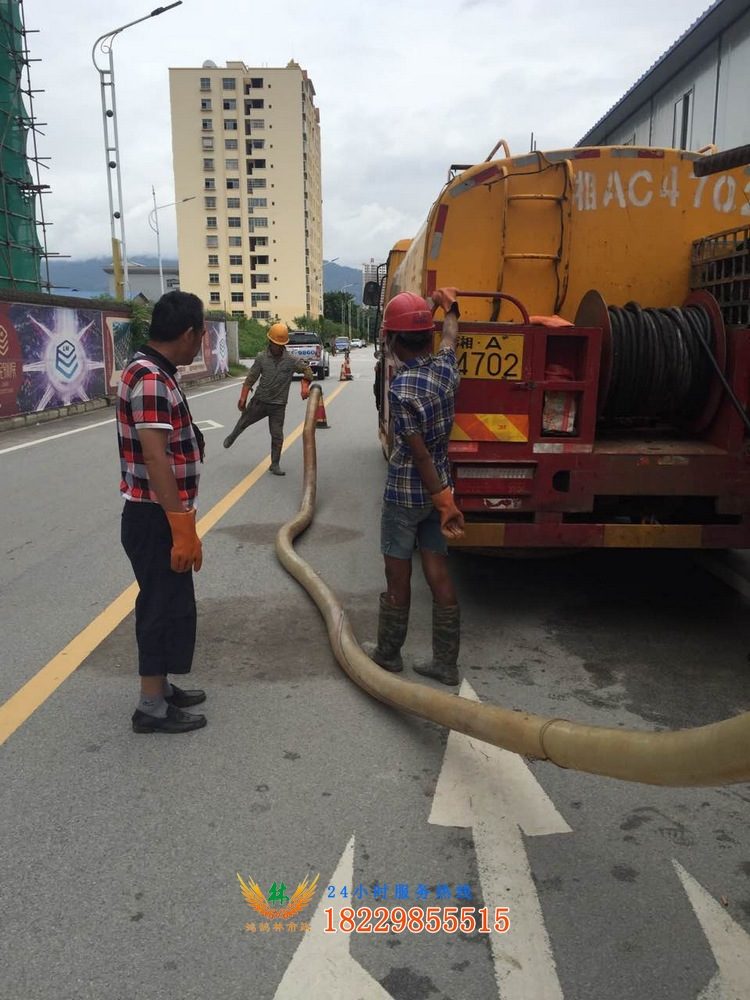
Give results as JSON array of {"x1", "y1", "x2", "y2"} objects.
[
  {"x1": 315, "y1": 394, "x2": 329, "y2": 428},
  {"x1": 339, "y1": 356, "x2": 352, "y2": 381}
]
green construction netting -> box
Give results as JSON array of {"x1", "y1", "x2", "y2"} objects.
[{"x1": 0, "y1": 0, "x2": 43, "y2": 290}]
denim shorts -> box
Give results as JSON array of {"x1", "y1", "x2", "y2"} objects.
[{"x1": 380, "y1": 501, "x2": 447, "y2": 559}]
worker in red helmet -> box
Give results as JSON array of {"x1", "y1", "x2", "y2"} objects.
[
  {"x1": 223, "y1": 322, "x2": 314, "y2": 476},
  {"x1": 364, "y1": 287, "x2": 465, "y2": 686}
]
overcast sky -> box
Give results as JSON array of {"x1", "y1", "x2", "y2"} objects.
[{"x1": 29, "y1": 0, "x2": 712, "y2": 268}]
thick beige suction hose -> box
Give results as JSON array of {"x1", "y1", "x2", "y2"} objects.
[{"x1": 275, "y1": 389, "x2": 750, "y2": 787}]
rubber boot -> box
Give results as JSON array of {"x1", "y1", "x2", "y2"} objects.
[
  {"x1": 362, "y1": 593, "x2": 409, "y2": 673},
  {"x1": 414, "y1": 603, "x2": 460, "y2": 686},
  {"x1": 269, "y1": 439, "x2": 286, "y2": 476}
]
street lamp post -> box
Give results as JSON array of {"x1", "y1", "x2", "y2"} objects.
[
  {"x1": 340, "y1": 282, "x2": 353, "y2": 335},
  {"x1": 92, "y1": 2, "x2": 183, "y2": 300},
  {"x1": 148, "y1": 189, "x2": 196, "y2": 295}
]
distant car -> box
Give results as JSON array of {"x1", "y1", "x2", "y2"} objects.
[
  {"x1": 287, "y1": 331, "x2": 329, "y2": 379},
  {"x1": 334, "y1": 337, "x2": 350, "y2": 354},
  {"x1": 350, "y1": 338, "x2": 364, "y2": 349}
]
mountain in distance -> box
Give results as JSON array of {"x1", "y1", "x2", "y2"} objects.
[{"x1": 46, "y1": 255, "x2": 368, "y2": 303}]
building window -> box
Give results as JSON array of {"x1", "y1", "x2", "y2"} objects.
[
  {"x1": 249, "y1": 118, "x2": 265, "y2": 129},
  {"x1": 250, "y1": 139, "x2": 265, "y2": 150},
  {"x1": 226, "y1": 177, "x2": 240, "y2": 189},
  {"x1": 209, "y1": 273, "x2": 220, "y2": 285},
  {"x1": 227, "y1": 197, "x2": 240, "y2": 209},
  {"x1": 225, "y1": 158, "x2": 239, "y2": 170},
  {"x1": 249, "y1": 217, "x2": 268, "y2": 229},
  {"x1": 204, "y1": 177, "x2": 215, "y2": 190},
  {"x1": 222, "y1": 77, "x2": 236, "y2": 90},
  {"x1": 204, "y1": 196, "x2": 216, "y2": 209},
  {"x1": 203, "y1": 158, "x2": 214, "y2": 171},
  {"x1": 254, "y1": 273, "x2": 270, "y2": 284},
  {"x1": 228, "y1": 236, "x2": 242, "y2": 247},
  {"x1": 252, "y1": 310, "x2": 271, "y2": 320},
  {"x1": 249, "y1": 237, "x2": 268, "y2": 249},
  {"x1": 250, "y1": 77, "x2": 263, "y2": 88},
  {"x1": 206, "y1": 216, "x2": 217, "y2": 229},
  {"x1": 224, "y1": 119, "x2": 238, "y2": 131},
  {"x1": 228, "y1": 216, "x2": 242, "y2": 228},
  {"x1": 200, "y1": 98, "x2": 212, "y2": 111},
  {"x1": 245, "y1": 98, "x2": 264, "y2": 110},
  {"x1": 206, "y1": 235, "x2": 218, "y2": 248},
  {"x1": 248, "y1": 197, "x2": 267, "y2": 208},
  {"x1": 200, "y1": 77, "x2": 211, "y2": 91},
  {"x1": 201, "y1": 137, "x2": 214, "y2": 151},
  {"x1": 201, "y1": 119, "x2": 213, "y2": 131},
  {"x1": 231, "y1": 291, "x2": 244, "y2": 302},
  {"x1": 225, "y1": 138, "x2": 238, "y2": 150},
  {"x1": 247, "y1": 158, "x2": 266, "y2": 169},
  {"x1": 229, "y1": 254, "x2": 243, "y2": 266},
  {"x1": 230, "y1": 273, "x2": 243, "y2": 284},
  {"x1": 223, "y1": 98, "x2": 237, "y2": 110},
  {"x1": 208, "y1": 254, "x2": 219, "y2": 266},
  {"x1": 251, "y1": 292, "x2": 270, "y2": 304},
  {"x1": 673, "y1": 89, "x2": 693, "y2": 149},
  {"x1": 251, "y1": 254, "x2": 269, "y2": 265},
  {"x1": 209, "y1": 291, "x2": 221, "y2": 303},
  {"x1": 231, "y1": 310, "x2": 244, "y2": 317},
  {"x1": 248, "y1": 178, "x2": 266, "y2": 191}
]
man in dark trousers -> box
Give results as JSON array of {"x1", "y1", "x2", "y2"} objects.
[
  {"x1": 117, "y1": 291, "x2": 208, "y2": 734},
  {"x1": 223, "y1": 322, "x2": 314, "y2": 476},
  {"x1": 365, "y1": 288, "x2": 465, "y2": 685}
]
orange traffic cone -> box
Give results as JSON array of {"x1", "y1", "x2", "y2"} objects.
[
  {"x1": 315, "y1": 394, "x2": 329, "y2": 428},
  {"x1": 339, "y1": 356, "x2": 352, "y2": 381}
]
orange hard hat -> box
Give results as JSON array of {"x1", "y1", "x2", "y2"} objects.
[
  {"x1": 267, "y1": 322, "x2": 289, "y2": 345},
  {"x1": 382, "y1": 292, "x2": 434, "y2": 333}
]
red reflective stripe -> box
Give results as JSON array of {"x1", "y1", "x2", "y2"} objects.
[
  {"x1": 426, "y1": 270, "x2": 437, "y2": 294},
  {"x1": 574, "y1": 149, "x2": 600, "y2": 159},
  {"x1": 434, "y1": 204, "x2": 449, "y2": 233},
  {"x1": 637, "y1": 149, "x2": 664, "y2": 158}
]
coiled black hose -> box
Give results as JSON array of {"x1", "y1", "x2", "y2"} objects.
[{"x1": 603, "y1": 303, "x2": 715, "y2": 424}]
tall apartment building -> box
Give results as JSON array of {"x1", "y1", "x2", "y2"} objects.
[{"x1": 169, "y1": 59, "x2": 322, "y2": 324}]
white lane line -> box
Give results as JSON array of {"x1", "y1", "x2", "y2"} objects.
[
  {"x1": 694, "y1": 553, "x2": 750, "y2": 602},
  {"x1": 673, "y1": 860, "x2": 750, "y2": 1000},
  {"x1": 0, "y1": 380, "x2": 238, "y2": 456},
  {"x1": 430, "y1": 680, "x2": 570, "y2": 1000},
  {"x1": 274, "y1": 834, "x2": 393, "y2": 999}
]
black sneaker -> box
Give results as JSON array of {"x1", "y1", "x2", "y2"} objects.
[
  {"x1": 166, "y1": 683, "x2": 206, "y2": 708},
  {"x1": 132, "y1": 704, "x2": 207, "y2": 734}
]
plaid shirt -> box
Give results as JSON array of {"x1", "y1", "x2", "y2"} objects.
[
  {"x1": 117, "y1": 347, "x2": 201, "y2": 506},
  {"x1": 244, "y1": 347, "x2": 314, "y2": 405},
  {"x1": 384, "y1": 346, "x2": 459, "y2": 507}
]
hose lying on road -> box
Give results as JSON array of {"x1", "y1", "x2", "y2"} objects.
[{"x1": 275, "y1": 387, "x2": 750, "y2": 787}]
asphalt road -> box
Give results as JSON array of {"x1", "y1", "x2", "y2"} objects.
[{"x1": 1, "y1": 348, "x2": 749, "y2": 1000}]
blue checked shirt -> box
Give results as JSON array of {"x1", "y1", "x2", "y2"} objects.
[{"x1": 384, "y1": 347, "x2": 460, "y2": 507}]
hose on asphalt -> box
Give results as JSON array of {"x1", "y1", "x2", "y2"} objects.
[{"x1": 275, "y1": 387, "x2": 750, "y2": 787}]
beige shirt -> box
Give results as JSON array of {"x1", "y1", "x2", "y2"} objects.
[{"x1": 243, "y1": 347, "x2": 314, "y2": 405}]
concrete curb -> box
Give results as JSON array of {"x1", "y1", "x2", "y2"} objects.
[{"x1": 0, "y1": 373, "x2": 231, "y2": 434}]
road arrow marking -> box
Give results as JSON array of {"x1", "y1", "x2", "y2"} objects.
[
  {"x1": 274, "y1": 834, "x2": 393, "y2": 1000},
  {"x1": 430, "y1": 680, "x2": 570, "y2": 999},
  {"x1": 673, "y1": 860, "x2": 750, "y2": 1000}
]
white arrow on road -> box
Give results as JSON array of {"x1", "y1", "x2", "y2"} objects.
[
  {"x1": 673, "y1": 860, "x2": 750, "y2": 1000},
  {"x1": 274, "y1": 834, "x2": 393, "y2": 1000},
  {"x1": 430, "y1": 680, "x2": 571, "y2": 999}
]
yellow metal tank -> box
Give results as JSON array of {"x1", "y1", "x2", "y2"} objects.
[{"x1": 390, "y1": 146, "x2": 750, "y2": 321}]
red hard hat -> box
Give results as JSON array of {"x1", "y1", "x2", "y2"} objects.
[{"x1": 382, "y1": 292, "x2": 434, "y2": 333}]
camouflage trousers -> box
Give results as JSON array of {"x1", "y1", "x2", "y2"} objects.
[{"x1": 226, "y1": 398, "x2": 286, "y2": 465}]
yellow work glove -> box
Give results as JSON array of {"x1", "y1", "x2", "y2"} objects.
[
  {"x1": 300, "y1": 378, "x2": 311, "y2": 400},
  {"x1": 166, "y1": 509, "x2": 203, "y2": 573},
  {"x1": 238, "y1": 385, "x2": 251, "y2": 411},
  {"x1": 431, "y1": 487, "x2": 465, "y2": 540}
]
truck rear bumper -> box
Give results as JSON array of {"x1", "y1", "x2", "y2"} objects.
[{"x1": 450, "y1": 520, "x2": 750, "y2": 549}]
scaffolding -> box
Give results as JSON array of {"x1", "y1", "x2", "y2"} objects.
[{"x1": 0, "y1": 0, "x2": 51, "y2": 292}]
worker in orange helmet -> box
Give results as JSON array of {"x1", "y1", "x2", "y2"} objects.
[
  {"x1": 364, "y1": 288, "x2": 465, "y2": 686},
  {"x1": 223, "y1": 322, "x2": 314, "y2": 476}
]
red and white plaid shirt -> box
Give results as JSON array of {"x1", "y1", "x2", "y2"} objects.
[{"x1": 117, "y1": 347, "x2": 201, "y2": 506}]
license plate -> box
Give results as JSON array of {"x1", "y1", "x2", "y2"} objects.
[{"x1": 438, "y1": 332, "x2": 524, "y2": 380}]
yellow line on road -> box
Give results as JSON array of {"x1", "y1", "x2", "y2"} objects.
[{"x1": 0, "y1": 382, "x2": 349, "y2": 746}]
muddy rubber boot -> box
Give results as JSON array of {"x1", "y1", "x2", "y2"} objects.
[
  {"x1": 269, "y1": 440, "x2": 285, "y2": 475},
  {"x1": 362, "y1": 593, "x2": 409, "y2": 673},
  {"x1": 414, "y1": 603, "x2": 460, "y2": 686}
]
